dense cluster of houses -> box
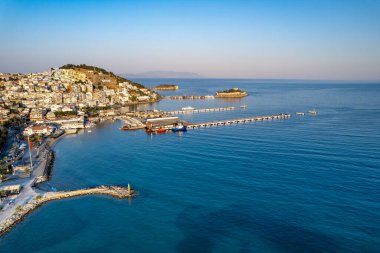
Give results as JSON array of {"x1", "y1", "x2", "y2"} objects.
[{"x1": 0, "y1": 68, "x2": 158, "y2": 134}]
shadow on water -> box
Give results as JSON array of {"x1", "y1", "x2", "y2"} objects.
[{"x1": 175, "y1": 205, "x2": 340, "y2": 253}]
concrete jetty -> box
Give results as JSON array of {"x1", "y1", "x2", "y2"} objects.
[
  {"x1": 118, "y1": 116, "x2": 145, "y2": 129},
  {"x1": 0, "y1": 185, "x2": 135, "y2": 237},
  {"x1": 186, "y1": 113, "x2": 291, "y2": 129},
  {"x1": 34, "y1": 145, "x2": 55, "y2": 184},
  {"x1": 168, "y1": 106, "x2": 235, "y2": 115}
]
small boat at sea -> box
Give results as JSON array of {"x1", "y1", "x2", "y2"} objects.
[
  {"x1": 87, "y1": 130, "x2": 92, "y2": 133},
  {"x1": 296, "y1": 112, "x2": 305, "y2": 116},
  {"x1": 308, "y1": 109, "x2": 317, "y2": 115},
  {"x1": 240, "y1": 105, "x2": 247, "y2": 108},
  {"x1": 182, "y1": 106, "x2": 195, "y2": 111},
  {"x1": 172, "y1": 124, "x2": 187, "y2": 132}
]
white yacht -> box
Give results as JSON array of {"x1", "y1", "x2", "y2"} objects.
[{"x1": 182, "y1": 106, "x2": 195, "y2": 111}]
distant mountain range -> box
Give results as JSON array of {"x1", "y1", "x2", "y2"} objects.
[{"x1": 122, "y1": 71, "x2": 203, "y2": 79}]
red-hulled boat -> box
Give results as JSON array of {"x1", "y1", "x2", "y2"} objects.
[{"x1": 157, "y1": 127, "x2": 167, "y2": 133}]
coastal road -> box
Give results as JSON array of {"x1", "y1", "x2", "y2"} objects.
[{"x1": 0, "y1": 141, "x2": 49, "y2": 224}]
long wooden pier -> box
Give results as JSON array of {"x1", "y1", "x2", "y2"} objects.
[
  {"x1": 186, "y1": 113, "x2": 291, "y2": 129},
  {"x1": 168, "y1": 106, "x2": 235, "y2": 115}
]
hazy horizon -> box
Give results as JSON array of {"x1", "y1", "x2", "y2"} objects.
[{"x1": 1, "y1": 0, "x2": 379, "y2": 80}]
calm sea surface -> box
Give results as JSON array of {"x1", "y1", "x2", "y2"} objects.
[{"x1": 1, "y1": 79, "x2": 379, "y2": 252}]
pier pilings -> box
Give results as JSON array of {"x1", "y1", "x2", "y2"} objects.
[{"x1": 186, "y1": 113, "x2": 291, "y2": 129}]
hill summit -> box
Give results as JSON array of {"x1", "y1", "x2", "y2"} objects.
[{"x1": 59, "y1": 64, "x2": 145, "y2": 90}]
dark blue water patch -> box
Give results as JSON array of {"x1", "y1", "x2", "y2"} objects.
[{"x1": 175, "y1": 204, "x2": 343, "y2": 253}]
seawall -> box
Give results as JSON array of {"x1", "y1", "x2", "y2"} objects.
[{"x1": 0, "y1": 186, "x2": 135, "y2": 237}]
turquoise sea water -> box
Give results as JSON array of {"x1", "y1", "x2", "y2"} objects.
[{"x1": 0, "y1": 79, "x2": 379, "y2": 252}]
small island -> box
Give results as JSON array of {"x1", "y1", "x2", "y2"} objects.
[
  {"x1": 215, "y1": 88, "x2": 248, "y2": 98},
  {"x1": 154, "y1": 84, "x2": 179, "y2": 90}
]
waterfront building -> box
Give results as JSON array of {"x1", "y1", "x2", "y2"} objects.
[
  {"x1": 23, "y1": 125, "x2": 55, "y2": 136},
  {"x1": 146, "y1": 116, "x2": 181, "y2": 128},
  {"x1": 0, "y1": 185, "x2": 22, "y2": 195}
]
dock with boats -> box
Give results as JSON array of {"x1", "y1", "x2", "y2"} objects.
[
  {"x1": 143, "y1": 113, "x2": 293, "y2": 133},
  {"x1": 117, "y1": 108, "x2": 316, "y2": 133}
]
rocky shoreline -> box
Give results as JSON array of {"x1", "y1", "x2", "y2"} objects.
[{"x1": 0, "y1": 185, "x2": 135, "y2": 237}]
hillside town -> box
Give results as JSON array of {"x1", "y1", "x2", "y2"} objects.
[
  {"x1": 0, "y1": 64, "x2": 160, "y2": 133},
  {"x1": 0, "y1": 65, "x2": 160, "y2": 206},
  {"x1": 0, "y1": 65, "x2": 159, "y2": 121}
]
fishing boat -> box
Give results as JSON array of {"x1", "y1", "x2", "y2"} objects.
[
  {"x1": 172, "y1": 124, "x2": 187, "y2": 132},
  {"x1": 296, "y1": 112, "x2": 305, "y2": 116},
  {"x1": 308, "y1": 109, "x2": 317, "y2": 115}
]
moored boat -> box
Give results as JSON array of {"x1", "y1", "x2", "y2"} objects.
[
  {"x1": 157, "y1": 127, "x2": 167, "y2": 133},
  {"x1": 172, "y1": 124, "x2": 187, "y2": 132},
  {"x1": 182, "y1": 106, "x2": 195, "y2": 111},
  {"x1": 145, "y1": 127, "x2": 167, "y2": 134}
]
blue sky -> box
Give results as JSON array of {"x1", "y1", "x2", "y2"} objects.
[{"x1": 0, "y1": 0, "x2": 379, "y2": 80}]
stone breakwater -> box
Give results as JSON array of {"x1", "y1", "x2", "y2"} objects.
[{"x1": 0, "y1": 186, "x2": 134, "y2": 237}]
